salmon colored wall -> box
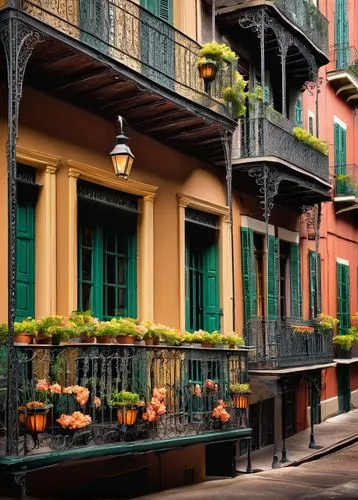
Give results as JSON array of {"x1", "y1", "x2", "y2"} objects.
[
  {"x1": 0, "y1": 86, "x2": 228, "y2": 329},
  {"x1": 350, "y1": 365, "x2": 358, "y2": 392},
  {"x1": 322, "y1": 367, "x2": 338, "y2": 401}
]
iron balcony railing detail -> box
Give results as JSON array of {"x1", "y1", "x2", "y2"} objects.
[
  {"x1": 333, "y1": 164, "x2": 358, "y2": 198},
  {"x1": 12, "y1": 0, "x2": 233, "y2": 117},
  {"x1": 245, "y1": 318, "x2": 333, "y2": 369},
  {"x1": 0, "y1": 344, "x2": 249, "y2": 457},
  {"x1": 328, "y1": 45, "x2": 358, "y2": 75},
  {"x1": 274, "y1": 0, "x2": 328, "y2": 56},
  {"x1": 234, "y1": 117, "x2": 329, "y2": 183}
]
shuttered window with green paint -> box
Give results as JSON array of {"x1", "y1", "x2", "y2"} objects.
[
  {"x1": 141, "y1": 0, "x2": 173, "y2": 23},
  {"x1": 267, "y1": 235, "x2": 279, "y2": 320},
  {"x1": 334, "y1": 122, "x2": 347, "y2": 195},
  {"x1": 16, "y1": 199, "x2": 35, "y2": 321},
  {"x1": 185, "y1": 222, "x2": 221, "y2": 332},
  {"x1": 309, "y1": 250, "x2": 322, "y2": 319},
  {"x1": 78, "y1": 206, "x2": 137, "y2": 320},
  {"x1": 241, "y1": 227, "x2": 257, "y2": 322},
  {"x1": 335, "y1": 0, "x2": 349, "y2": 69},
  {"x1": 337, "y1": 262, "x2": 350, "y2": 334},
  {"x1": 290, "y1": 243, "x2": 302, "y2": 318},
  {"x1": 294, "y1": 97, "x2": 303, "y2": 127}
]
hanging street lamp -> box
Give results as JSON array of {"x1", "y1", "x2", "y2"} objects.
[{"x1": 110, "y1": 115, "x2": 135, "y2": 180}]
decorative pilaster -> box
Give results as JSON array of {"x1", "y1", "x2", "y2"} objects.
[
  {"x1": 220, "y1": 214, "x2": 234, "y2": 333},
  {"x1": 138, "y1": 194, "x2": 155, "y2": 321},
  {"x1": 178, "y1": 196, "x2": 189, "y2": 331},
  {"x1": 0, "y1": 17, "x2": 43, "y2": 455},
  {"x1": 68, "y1": 168, "x2": 80, "y2": 314}
]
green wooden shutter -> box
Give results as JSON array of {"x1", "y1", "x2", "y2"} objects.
[
  {"x1": 294, "y1": 97, "x2": 303, "y2": 127},
  {"x1": 203, "y1": 242, "x2": 220, "y2": 332},
  {"x1": 337, "y1": 262, "x2": 350, "y2": 334},
  {"x1": 127, "y1": 228, "x2": 137, "y2": 318},
  {"x1": 141, "y1": 0, "x2": 172, "y2": 23},
  {"x1": 290, "y1": 243, "x2": 302, "y2": 318},
  {"x1": 241, "y1": 227, "x2": 257, "y2": 322},
  {"x1": 267, "y1": 236, "x2": 279, "y2": 320},
  {"x1": 185, "y1": 238, "x2": 191, "y2": 331},
  {"x1": 15, "y1": 200, "x2": 35, "y2": 321},
  {"x1": 309, "y1": 250, "x2": 322, "y2": 318},
  {"x1": 335, "y1": 0, "x2": 349, "y2": 69},
  {"x1": 334, "y1": 122, "x2": 347, "y2": 195}
]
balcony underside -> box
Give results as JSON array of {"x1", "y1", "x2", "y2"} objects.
[
  {"x1": 0, "y1": 9, "x2": 236, "y2": 167},
  {"x1": 232, "y1": 159, "x2": 331, "y2": 206},
  {"x1": 327, "y1": 71, "x2": 358, "y2": 107},
  {"x1": 334, "y1": 197, "x2": 358, "y2": 215}
]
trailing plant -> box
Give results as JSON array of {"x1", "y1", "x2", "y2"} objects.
[
  {"x1": 111, "y1": 390, "x2": 140, "y2": 406},
  {"x1": 292, "y1": 127, "x2": 328, "y2": 155},
  {"x1": 223, "y1": 71, "x2": 262, "y2": 119},
  {"x1": 229, "y1": 383, "x2": 251, "y2": 394}
]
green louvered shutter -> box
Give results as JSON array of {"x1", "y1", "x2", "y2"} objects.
[
  {"x1": 267, "y1": 235, "x2": 279, "y2": 320},
  {"x1": 335, "y1": 0, "x2": 349, "y2": 69},
  {"x1": 337, "y1": 262, "x2": 350, "y2": 334},
  {"x1": 294, "y1": 97, "x2": 303, "y2": 127},
  {"x1": 203, "y1": 242, "x2": 221, "y2": 332},
  {"x1": 141, "y1": 0, "x2": 172, "y2": 23},
  {"x1": 290, "y1": 243, "x2": 302, "y2": 318},
  {"x1": 16, "y1": 200, "x2": 35, "y2": 321},
  {"x1": 334, "y1": 123, "x2": 347, "y2": 195},
  {"x1": 241, "y1": 227, "x2": 257, "y2": 321},
  {"x1": 309, "y1": 250, "x2": 322, "y2": 319}
]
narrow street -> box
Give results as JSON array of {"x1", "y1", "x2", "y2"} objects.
[{"x1": 138, "y1": 442, "x2": 358, "y2": 499}]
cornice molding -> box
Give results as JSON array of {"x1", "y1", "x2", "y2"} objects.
[
  {"x1": 177, "y1": 192, "x2": 229, "y2": 217},
  {"x1": 17, "y1": 146, "x2": 61, "y2": 170}
]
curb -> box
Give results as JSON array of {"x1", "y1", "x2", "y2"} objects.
[{"x1": 286, "y1": 432, "x2": 358, "y2": 468}]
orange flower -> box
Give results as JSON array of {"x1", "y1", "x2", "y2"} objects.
[
  {"x1": 94, "y1": 397, "x2": 101, "y2": 409},
  {"x1": 212, "y1": 400, "x2": 230, "y2": 423},
  {"x1": 194, "y1": 384, "x2": 202, "y2": 397},
  {"x1": 26, "y1": 401, "x2": 46, "y2": 409},
  {"x1": 57, "y1": 411, "x2": 91, "y2": 430},
  {"x1": 49, "y1": 383, "x2": 62, "y2": 394},
  {"x1": 36, "y1": 379, "x2": 49, "y2": 391}
]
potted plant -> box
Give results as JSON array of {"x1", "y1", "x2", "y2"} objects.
[
  {"x1": 70, "y1": 310, "x2": 98, "y2": 343},
  {"x1": 14, "y1": 318, "x2": 38, "y2": 344},
  {"x1": 111, "y1": 390, "x2": 140, "y2": 427},
  {"x1": 197, "y1": 41, "x2": 237, "y2": 91},
  {"x1": 36, "y1": 315, "x2": 66, "y2": 344},
  {"x1": 291, "y1": 325, "x2": 315, "y2": 335},
  {"x1": 317, "y1": 313, "x2": 339, "y2": 333},
  {"x1": 47, "y1": 320, "x2": 78, "y2": 345},
  {"x1": 95, "y1": 321, "x2": 117, "y2": 344},
  {"x1": 201, "y1": 332, "x2": 222, "y2": 348},
  {"x1": 223, "y1": 334, "x2": 244, "y2": 349},
  {"x1": 159, "y1": 327, "x2": 181, "y2": 346},
  {"x1": 114, "y1": 317, "x2": 139, "y2": 344},
  {"x1": 333, "y1": 334, "x2": 355, "y2": 358},
  {"x1": 141, "y1": 321, "x2": 163, "y2": 345},
  {"x1": 189, "y1": 331, "x2": 205, "y2": 347},
  {"x1": 229, "y1": 383, "x2": 251, "y2": 409},
  {"x1": 212, "y1": 400, "x2": 230, "y2": 425},
  {"x1": 77, "y1": 324, "x2": 97, "y2": 344}
]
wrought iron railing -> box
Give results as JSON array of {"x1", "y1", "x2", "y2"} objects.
[
  {"x1": 0, "y1": 344, "x2": 249, "y2": 457},
  {"x1": 233, "y1": 116, "x2": 329, "y2": 183},
  {"x1": 274, "y1": 0, "x2": 328, "y2": 56},
  {"x1": 245, "y1": 318, "x2": 333, "y2": 369},
  {"x1": 6, "y1": 0, "x2": 233, "y2": 117},
  {"x1": 334, "y1": 345, "x2": 358, "y2": 360},
  {"x1": 328, "y1": 45, "x2": 358, "y2": 75},
  {"x1": 332, "y1": 164, "x2": 358, "y2": 198}
]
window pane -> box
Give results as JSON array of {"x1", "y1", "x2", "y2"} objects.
[
  {"x1": 105, "y1": 286, "x2": 116, "y2": 317},
  {"x1": 118, "y1": 257, "x2": 125, "y2": 285},
  {"x1": 106, "y1": 254, "x2": 116, "y2": 284},
  {"x1": 82, "y1": 227, "x2": 93, "y2": 248},
  {"x1": 118, "y1": 287, "x2": 125, "y2": 311},
  {"x1": 82, "y1": 283, "x2": 92, "y2": 311},
  {"x1": 82, "y1": 248, "x2": 92, "y2": 281},
  {"x1": 106, "y1": 233, "x2": 116, "y2": 253}
]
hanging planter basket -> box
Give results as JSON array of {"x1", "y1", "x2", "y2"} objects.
[
  {"x1": 19, "y1": 404, "x2": 52, "y2": 433},
  {"x1": 116, "y1": 405, "x2": 138, "y2": 426},
  {"x1": 231, "y1": 393, "x2": 250, "y2": 409}
]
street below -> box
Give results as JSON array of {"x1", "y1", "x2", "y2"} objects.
[{"x1": 137, "y1": 441, "x2": 358, "y2": 499}]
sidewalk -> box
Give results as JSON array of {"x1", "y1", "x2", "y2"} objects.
[{"x1": 236, "y1": 408, "x2": 358, "y2": 472}]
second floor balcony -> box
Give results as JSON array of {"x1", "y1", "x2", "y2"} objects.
[
  {"x1": 245, "y1": 318, "x2": 333, "y2": 371},
  {"x1": 327, "y1": 46, "x2": 358, "y2": 107},
  {"x1": 332, "y1": 164, "x2": 358, "y2": 214},
  {"x1": 232, "y1": 113, "x2": 330, "y2": 205}
]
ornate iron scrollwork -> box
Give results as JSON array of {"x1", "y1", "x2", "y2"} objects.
[{"x1": 249, "y1": 165, "x2": 283, "y2": 221}]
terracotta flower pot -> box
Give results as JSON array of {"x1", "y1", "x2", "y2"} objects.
[
  {"x1": 145, "y1": 337, "x2": 154, "y2": 346},
  {"x1": 153, "y1": 336, "x2": 160, "y2": 346},
  {"x1": 35, "y1": 336, "x2": 52, "y2": 345},
  {"x1": 232, "y1": 394, "x2": 250, "y2": 409},
  {"x1": 116, "y1": 405, "x2": 138, "y2": 426},
  {"x1": 201, "y1": 342, "x2": 213, "y2": 348},
  {"x1": 14, "y1": 334, "x2": 32, "y2": 344},
  {"x1": 97, "y1": 336, "x2": 112, "y2": 344},
  {"x1": 81, "y1": 335, "x2": 96, "y2": 344},
  {"x1": 116, "y1": 335, "x2": 134, "y2": 345},
  {"x1": 229, "y1": 344, "x2": 236, "y2": 349}
]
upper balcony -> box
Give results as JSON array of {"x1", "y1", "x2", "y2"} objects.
[
  {"x1": 0, "y1": 1, "x2": 236, "y2": 166},
  {"x1": 332, "y1": 164, "x2": 358, "y2": 214},
  {"x1": 214, "y1": 0, "x2": 328, "y2": 61},
  {"x1": 327, "y1": 46, "x2": 358, "y2": 107},
  {"x1": 232, "y1": 111, "x2": 331, "y2": 205},
  {"x1": 245, "y1": 318, "x2": 333, "y2": 371}
]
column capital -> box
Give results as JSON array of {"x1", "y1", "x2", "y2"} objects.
[
  {"x1": 68, "y1": 168, "x2": 80, "y2": 179},
  {"x1": 46, "y1": 165, "x2": 58, "y2": 175},
  {"x1": 143, "y1": 194, "x2": 155, "y2": 203}
]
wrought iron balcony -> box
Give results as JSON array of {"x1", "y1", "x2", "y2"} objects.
[
  {"x1": 233, "y1": 116, "x2": 329, "y2": 184},
  {"x1": 333, "y1": 164, "x2": 358, "y2": 200},
  {"x1": 0, "y1": 344, "x2": 249, "y2": 458},
  {"x1": 245, "y1": 318, "x2": 333, "y2": 370},
  {"x1": 214, "y1": 0, "x2": 328, "y2": 57},
  {"x1": 327, "y1": 46, "x2": 358, "y2": 106}
]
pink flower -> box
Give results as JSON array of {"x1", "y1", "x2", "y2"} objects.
[
  {"x1": 94, "y1": 397, "x2": 101, "y2": 409},
  {"x1": 194, "y1": 384, "x2": 202, "y2": 397},
  {"x1": 36, "y1": 379, "x2": 49, "y2": 392},
  {"x1": 49, "y1": 383, "x2": 62, "y2": 394}
]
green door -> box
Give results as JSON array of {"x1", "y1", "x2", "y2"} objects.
[
  {"x1": 267, "y1": 235, "x2": 279, "y2": 321},
  {"x1": 290, "y1": 243, "x2": 302, "y2": 318},
  {"x1": 78, "y1": 206, "x2": 137, "y2": 319},
  {"x1": 16, "y1": 200, "x2": 35, "y2": 321},
  {"x1": 337, "y1": 262, "x2": 350, "y2": 334},
  {"x1": 335, "y1": 0, "x2": 349, "y2": 69},
  {"x1": 185, "y1": 223, "x2": 220, "y2": 332},
  {"x1": 334, "y1": 122, "x2": 347, "y2": 195},
  {"x1": 241, "y1": 227, "x2": 257, "y2": 322},
  {"x1": 337, "y1": 364, "x2": 351, "y2": 413}
]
